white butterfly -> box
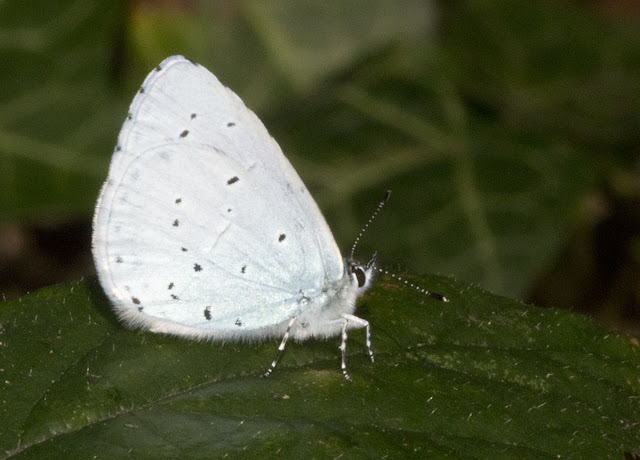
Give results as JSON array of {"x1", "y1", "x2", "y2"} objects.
[{"x1": 92, "y1": 55, "x2": 385, "y2": 380}]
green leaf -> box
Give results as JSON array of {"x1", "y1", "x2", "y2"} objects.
[
  {"x1": 2, "y1": 277, "x2": 638, "y2": 457},
  {"x1": 0, "y1": 0, "x2": 127, "y2": 219}
]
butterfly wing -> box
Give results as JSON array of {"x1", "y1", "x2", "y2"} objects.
[{"x1": 92, "y1": 56, "x2": 344, "y2": 340}]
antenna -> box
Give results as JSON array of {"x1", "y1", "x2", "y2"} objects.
[
  {"x1": 350, "y1": 190, "x2": 392, "y2": 260},
  {"x1": 374, "y1": 267, "x2": 449, "y2": 302},
  {"x1": 351, "y1": 189, "x2": 449, "y2": 303}
]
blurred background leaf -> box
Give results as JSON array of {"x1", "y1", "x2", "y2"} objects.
[
  {"x1": 0, "y1": 0, "x2": 127, "y2": 214},
  {"x1": 0, "y1": 0, "x2": 640, "y2": 331},
  {"x1": 0, "y1": 1, "x2": 638, "y2": 357},
  {"x1": 2, "y1": 276, "x2": 638, "y2": 457}
]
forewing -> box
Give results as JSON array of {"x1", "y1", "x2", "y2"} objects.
[{"x1": 92, "y1": 56, "x2": 343, "y2": 334}]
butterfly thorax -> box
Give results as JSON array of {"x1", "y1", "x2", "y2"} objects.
[{"x1": 289, "y1": 258, "x2": 374, "y2": 341}]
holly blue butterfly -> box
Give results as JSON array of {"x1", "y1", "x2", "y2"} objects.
[{"x1": 92, "y1": 55, "x2": 446, "y2": 380}]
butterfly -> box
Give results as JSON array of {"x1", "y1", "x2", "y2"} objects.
[{"x1": 92, "y1": 56, "x2": 447, "y2": 380}]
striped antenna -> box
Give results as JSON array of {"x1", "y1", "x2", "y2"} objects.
[
  {"x1": 351, "y1": 190, "x2": 449, "y2": 303},
  {"x1": 350, "y1": 190, "x2": 392, "y2": 259},
  {"x1": 375, "y1": 268, "x2": 449, "y2": 302}
]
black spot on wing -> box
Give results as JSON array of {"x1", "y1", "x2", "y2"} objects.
[
  {"x1": 204, "y1": 307, "x2": 211, "y2": 320},
  {"x1": 279, "y1": 234, "x2": 286, "y2": 242},
  {"x1": 132, "y1": 297, "x2": 140, "y2": 305},
  {"x1": 227, "y1": 122, "x2": 235, "y2": 127},
  {"x1": 180, "y1": 129, "x2": 189, "y2": 138},
  {"x1": 241, "y1": 265, "x2": 246, "y2": 274},
  {"x1": 127, "y1": 112, "x2": 132, "y2": 120},
  {"x1": 175, "y1": 198, "x2": 182, "y2": 204},
  {"x1": 191, "y1": 113, "x2": 197, "y2": 119},
  {"x1": 173, "y1": 219, "x2": 179, "y2": 227},
  {"x1": 168, "y1": 282, "x2": 174, "y2": 290},
  {"x1": 235, "y1": 319, "x2": 243, "y2": 326},
  {"x1": 139, "y1": 86, "x2": 145, "y2": 94},
  {"x1": 194, "y1": 263, "x2": 202, "y2": 272},
  {"x1": 116, "y1": 256, "x2": 123, "y2": 263},
  {"x1": 227, "y1": 176, "x2": 239, "y2": 185},
  {"x1": 171, "y1": 294, "x2": 179, "y2": 300},
  {"x1": 115, "y1": 145, "x2": 122, "y2": 152},
  {"x1": 181, "y1": 247, "x2": 188, "y2": 252}
]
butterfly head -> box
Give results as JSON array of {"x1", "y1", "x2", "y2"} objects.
[{"x1": 346, "y1": 251, "x2": 377, "y2": 295}]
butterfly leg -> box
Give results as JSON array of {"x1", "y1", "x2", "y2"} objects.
[
  {"x1": 340, "y1": 319, "x2": 353, "y2": 382},
  {"x1": 340, "y1": 314, "x2": 374, "y2": 382},
  {"x1": 342, "y1": 314, "x2": 374, "y2": 363},
  {"x1": 262, "y1": 317, "x2": 296, "y2": 378}
]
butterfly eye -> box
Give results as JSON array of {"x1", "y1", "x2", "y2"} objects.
[{"x1": 353, "y1": 267, "x2": 366, "y2": 288}]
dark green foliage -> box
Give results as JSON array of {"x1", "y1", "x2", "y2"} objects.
[{"x1": 1, "y1": 276, "x2": 638, "y2": 457}]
